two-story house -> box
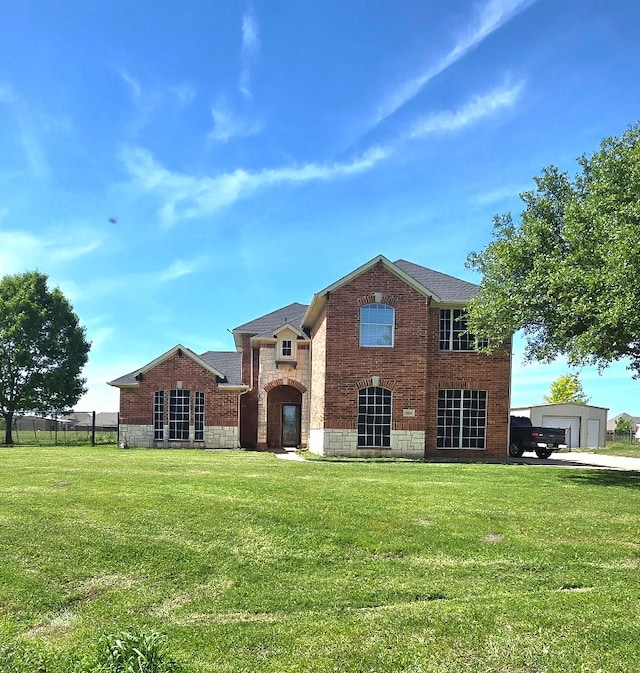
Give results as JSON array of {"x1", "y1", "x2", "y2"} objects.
[{"x1": 109, "y1": 255, "x2": 511, "y2": 459}]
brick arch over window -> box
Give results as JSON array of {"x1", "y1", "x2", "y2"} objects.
[
  {"x1": 264, "y1": 378, "x2": 307, "y2": 394},
  {"x1": 356, "y1": 377, "x2": 397, "y2": 391},
  {"x1": 357, "y1": 294, "x2": 397, "y2": 307}
]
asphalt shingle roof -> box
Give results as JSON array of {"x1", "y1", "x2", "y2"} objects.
[
  {"x1": 198, "y1": 351, "x2": 244, "y2": 386},
  {"x1": 393, "y1": 259, "x2": 479, "y2": 303},
  {"x1": 109, "y1": 349, "x2": 244, "y2": 387},
  {"x1": 232, "y1": 302, "x2": 309, "y2": 337}
]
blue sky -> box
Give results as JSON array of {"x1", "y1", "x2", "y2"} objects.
[{"x1": 1, "y1": 0, "x2": 639, "y2": 417}]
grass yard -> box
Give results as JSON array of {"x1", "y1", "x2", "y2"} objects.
[
  {"x1": 0, "y1": 446, "x2": 639, "y2": 672},
  {"x1": 585, "y1": 441, "x2": 640, "y2": 459}
]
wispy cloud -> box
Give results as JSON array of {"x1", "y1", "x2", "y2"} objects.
[
  {"x1": 373, "y1": 0, "x2": 534, "y2": 125},
  {"x1": 119, "y1": 70, "x2": 196, "y2": 132},
  {"x1": 124, "y1": 75, "x2": 521, "y2": 228},
  {"x1": 409, "y1": 80, "x2": 523, "y2": 138},
  {"x1": 122, "y1": 145, "x2": 387, "y2": 226},
  {"x1": 0, "y1": 228, "x2": 101, "y2": 276},
  {"x1": 159, "y1": 257, "x2": 208, "y2": 282},
  {"x1": 208, "y1": 99, "x2": 262, "y2": 142},
  {"x1": 0, "y1": 83, "x2": 50, "y2": 178},
  {"x1": 240, "y1": 4, "x2": 260, "y2": 99}
]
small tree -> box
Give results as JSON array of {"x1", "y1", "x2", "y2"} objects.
[
  {"x1": 0, "y1": 271, "x2": 90, "y2": 445},
  {"x1": 615, "y1": 417, "x2": 633, "y2": 434},
  {"x1": 544, "y1": 374, "x2": 589, "y2": 405}
]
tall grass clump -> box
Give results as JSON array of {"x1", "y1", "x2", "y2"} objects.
[{"x1": 96, "y1": 628, "x2": 177, "y2": 673}]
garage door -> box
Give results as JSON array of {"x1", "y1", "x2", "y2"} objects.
[{"x1": 542, "y1": 416, "x2": 580, "y2": 449}]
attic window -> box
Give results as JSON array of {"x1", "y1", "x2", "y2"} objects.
[{"x1": 281, "y1": 340, "x2": 292, "y2": 357}]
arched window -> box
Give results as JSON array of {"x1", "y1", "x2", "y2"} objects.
[
  {"x1": 357, "y1": 387, "x2": 392, "y2": 447},
  {"x1": 360, "y1": 303, "x2": 394, "y2": 347}
]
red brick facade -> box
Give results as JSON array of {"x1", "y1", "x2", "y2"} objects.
[
  {"x1": 308, "y1": 260, "x2": 511, "y2": 459},
  {"x1": 117, "y1": 349, "x2": 241, "y2": 448},
  {"x1": 113, "y1": 256, "x2": 512, "y2": 458}
]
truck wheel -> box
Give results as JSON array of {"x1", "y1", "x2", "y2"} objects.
[
  {"x1": 535, "y1": 449, "x2": 552, "y2": 459},
  {"x1": 508, "y1": 442, "x2": 524, "y2": 457}
]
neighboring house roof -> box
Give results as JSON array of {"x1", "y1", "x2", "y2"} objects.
[
  {"x1": 108, "y1": 344, "x2": 247, "y2": 389},
  {"x1": 232, "y1": 302, "x2": 309, "y2": 348},
  {"x1": 607, "y1": 412, "x2": 640, "y2": 432},
  {"x1": 63, "y1": 412, "x2": 119, "y2": 428}
]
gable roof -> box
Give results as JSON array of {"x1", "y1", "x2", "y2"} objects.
[
  {"x1": 302, "y1": 255, "x2": 479, "y2": 328},
  {"x1": 393, "y1": 259, "x2": 479, "y2": 304},
  {"x1": 198, "y1": 351, "x2": 244, "y2": 386},
  {"x1": 232, "y1": 302, "x2": 309, "y2": 348},
  {"x1": 108, "y1": 345, "x2": 246, "y2": 389}
]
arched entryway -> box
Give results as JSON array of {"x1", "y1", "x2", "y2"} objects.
[{"x1": 266, "y1": 385, "x2": 302, "y2": 448}]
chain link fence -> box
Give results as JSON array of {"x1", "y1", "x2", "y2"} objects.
[{"x1": 3, "y1": 412, "x2": 118, "y2": 446}]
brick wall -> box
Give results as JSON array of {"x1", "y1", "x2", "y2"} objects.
[
  {"x1": 309, "y1": 310, "x2": 327, "y2": 431},
  {"x1": 323, "y1": 262, "x2": 429, "y2": 435},
  {"x1": 119, "y1": 350, "x2": 241, "y2": 447},
  {"x1": 426, "y1": 305, "x2": 511, "y2": 459},
  {"x1": 314, "y1": 260, "x2": 511, "y2": 459}
]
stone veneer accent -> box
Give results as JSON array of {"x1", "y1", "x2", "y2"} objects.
[
  {"x1": 257, "y1": 341, "x2": 311, "y2": 448},
  {"x1": 119, "y1": 424, "x2": 239, "y2": 449},
  {"x1": 309, "y1": 428, "x2": 425, "y2": 459}
]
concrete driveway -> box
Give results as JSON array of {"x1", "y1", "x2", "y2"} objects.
[{"x1": 511, "y1": 451, "x2": 640, "y2": 471}]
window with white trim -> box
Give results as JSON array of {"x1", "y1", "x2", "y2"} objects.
[
  {"x1": 360, "y1": 304, "x2": 395, "y2": 347},
  {"x1": 194, "y1": 392, "x2": 204, "y2": 441},
  {"x1": 281, "y1": 339, "x2": 292, "y2": 357},
  {"x1": 357, "y1": 387, "x2": 392, "y2": 447},
  {"x1": 437, "y1": 389, "x2": 487, "y2": 449},
  {"x1": 439, "y1": 309, "x2": 487, "y2": 351},
  {"x1": 169, "y1": 389, "x2": 190, "y2": 440},
  {"x1": 154, "y1": 391, "x2": 164, "y2": 440}
]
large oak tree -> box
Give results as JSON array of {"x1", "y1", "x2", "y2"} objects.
[
  {"x1": 0, "y1": 271, "x2": 90, "y2": 444},
  {"x1": 466, "y1": 124, "x2": 640, "y2": 376}
]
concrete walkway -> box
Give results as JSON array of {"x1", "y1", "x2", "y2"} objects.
[
  {"x1": 273, "y1": 449, "x2": 306, "y2": 462},
  {"x1": 270, "y1": 448, "x2": 640, "y2": 470},
  {"x1": 511, "y1": 451, "x2": 640, "y2": 471}
]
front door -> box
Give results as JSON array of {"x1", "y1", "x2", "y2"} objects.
[{"x1": 282, "y1": 404, "x2": 301, "y2": 447}]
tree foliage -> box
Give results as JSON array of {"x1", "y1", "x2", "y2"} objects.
[
  {"x1": 467, "y1": 124, "x2": 640, "y2": 376},
  {"x1": 615, "y1": 417, "x2": 633, "y2": 434},
  {"x1": 0, "y1": 271, "x2": 90, "y2": 444},
  {"x1": 543, "y1": 374, "x2": 589, "y2": 405}
]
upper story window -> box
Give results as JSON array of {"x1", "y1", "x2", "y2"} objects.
[
  {"x1": 281, "y1": 339, "x2": 292, "y2": 358},
  {"x1": 439, "y1": 309, "x2": 486, "y2": 351},
  {"x1": 360, "y1": 303, "x2": 395, "y2": 347}
]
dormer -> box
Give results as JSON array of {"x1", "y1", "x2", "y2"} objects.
[{"x1": 273, "y1": 324, "x2": 305, "y2": 367}]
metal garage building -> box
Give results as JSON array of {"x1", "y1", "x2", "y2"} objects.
[{"x1": 510, "y1": 403, "x2": 608, "y2": 449}]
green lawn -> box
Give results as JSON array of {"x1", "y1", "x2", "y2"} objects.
[
  {"x1": 586, "y1": 440, "x2": 640, "y2": 459},
  {"x1": 1, "y1": 446, "x2": 639, "y2": 672}
]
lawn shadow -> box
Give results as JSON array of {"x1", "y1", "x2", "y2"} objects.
[{"x1": 557, "y1": 469, "x2": 640, "y2": 489}]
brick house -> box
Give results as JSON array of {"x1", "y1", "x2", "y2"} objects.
[{"x1": 109, "y1": 255, "x2": 511, "y2": 459}]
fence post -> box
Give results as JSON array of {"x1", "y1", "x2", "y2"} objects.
[{"x1": 91, "y1": 410, "x2": 96, "y2": 447}]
